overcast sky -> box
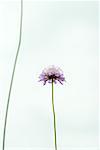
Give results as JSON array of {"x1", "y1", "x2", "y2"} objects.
[{"x1": 0, "y1": 1, "x2": 99, "y2": 150}]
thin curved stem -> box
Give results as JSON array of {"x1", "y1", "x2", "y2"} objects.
[
  {"x1": 52, "y1": 80, "x2": 57, "y2": 150},
  {"x1": 2, "y1": 0, "x2": 23, "y2": 150}
]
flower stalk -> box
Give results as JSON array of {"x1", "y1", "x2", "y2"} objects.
[
  {"x1": 52, "y1": 79, "x2": 57, "y2": 150},
  {"x1": 2, "y1": 0, "x2": 23, "y2": 150}
]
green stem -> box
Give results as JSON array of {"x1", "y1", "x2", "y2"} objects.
[
  {"x1": 2, "y1": 1, "x2": 23, "y2": 150},
  {"x1": 52, "y1": 80, "x2": 57, "y2": 150}
]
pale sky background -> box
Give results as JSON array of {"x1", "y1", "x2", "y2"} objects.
[{"x1": 0, "y1": 0, "x2": 99, "y2": 150}]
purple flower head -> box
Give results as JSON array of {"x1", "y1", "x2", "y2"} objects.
[{"x1": 39, "y1": 65, "x2": 65, "y2": 85}]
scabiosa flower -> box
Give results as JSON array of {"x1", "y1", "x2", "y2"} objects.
[
  {"x1": 39, "y1": 65, "x2": 65, "y2": 150},
  {"x1": 39, "y1": 65, "x2": 65, "y2": 85}
]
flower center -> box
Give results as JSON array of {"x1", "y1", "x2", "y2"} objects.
[{"x1": 48, "y1": 74, "x2": 57, "y2": 80}]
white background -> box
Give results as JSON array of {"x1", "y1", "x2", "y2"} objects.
[{"x1": 0, "y1": 0, "x2": 99, "y2": 150}]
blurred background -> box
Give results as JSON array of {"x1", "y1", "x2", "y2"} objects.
[{"x1": 0, "y1": 0, "x2": 99, "y2": 150}]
